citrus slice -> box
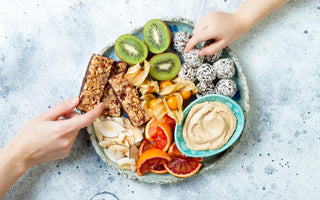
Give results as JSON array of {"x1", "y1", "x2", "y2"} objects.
[
  {"x1": 168, "y1": 142, "x2": 204, "y2": 162},
  {"x1": 152, "y1": 122, "x2": 173, "y2": 151},
  {"x1": 145, "y1": 118, "x2": 158, "y2": 141},
  {"x1": 145, "y1": 119, "x2": 173, "y2": 152},
  {"x1": 136, "y1": 148, "x2": 172, "y2": 176},
  {"x1": 138, "y1": 139, "x2": 153, "y2": 156},
  {"x1": 163, "y1": 157, "x2": 202, "y2": 178},
  {"x1": 150, "y1": 164, "x2": 167, "y2": 174},
  {"x1": 161, "y1": 114, "x2": 176, "y2": 131},
  {"x1": 168, "y1": 142, "x2": 183, "y2": 157}
]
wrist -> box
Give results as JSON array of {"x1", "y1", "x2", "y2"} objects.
[
  {"x1": 1, "y1": 141, "x2": 30, "y2": 177},
  {"x1": 232, "y1": 11, "x2": 252, "y2": 35}
]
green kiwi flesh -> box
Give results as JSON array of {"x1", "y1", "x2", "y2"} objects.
[
  {"x1": 149, "y1": 52, "x2": 181, "y2": 81},
  {"x1": 115, "y1": 34, "x2": 148, "y2": 65},
  {"x1": 143, "y1": 19, "x2": 172, "y2": 54}
]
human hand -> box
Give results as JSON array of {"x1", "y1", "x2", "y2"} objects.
[
  {"x1": 185, "y1": 11, "x2": 246, "y2": 56},
  {"x1": 8, "y1": 97, "x2": 104, "y2": 170}
]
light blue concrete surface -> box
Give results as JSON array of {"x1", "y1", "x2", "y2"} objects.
[{"x1": 0, "y1": 0, "x2": 319, "y2": 199}]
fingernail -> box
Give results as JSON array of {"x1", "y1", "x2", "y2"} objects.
[{"x1": 71, "y1": 96, "x2": 79, "y2": 104}]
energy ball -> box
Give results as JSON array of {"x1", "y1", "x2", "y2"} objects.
[
  {"x1": 202, "y1": 40, "x2": 222, "y2": 62},
  {"x1": 183, "y1": 47, "x2": 204, "y2": 67},
  {"x1": 213, "y1": 58, "x2": 235, "y2": 79},
  {"x1": 196, "y1": 81, "x2": 215, "y2": 98},
  {"x1": 172, "y1": 31, "x2": 192, "y2": 53},
  {"x1": 214, "y1": 79, "x2": 237, "y2": 98},
  {"x1": 178, "y1": 63, "x2": 197, "y2": 82},
  {"x1": 196, "y1": 63, "x2": 216, "y2": 83}
]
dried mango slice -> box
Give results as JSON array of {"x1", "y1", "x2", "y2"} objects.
[
  {"x1": 125, "y1": 60, "x2": 150, "y2": 86},
  {"x1": 159, "y1": 77, "x2": 198, "y2": 96},
  {"x1": 163, "y1": 92, "x2": 183, "y2": 124}
]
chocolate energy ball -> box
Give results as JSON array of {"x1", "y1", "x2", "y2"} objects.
[
  {"x1": 214, "y1": 79, "x2": 237, "y2": 98},
  {"x1": 172, "y1": 31, "x2": 192, "y2": 53},
  {"x1": 213, "y1": 58, "x2": 235, "y2": 79},
  {"x1": 196, "y1": 81, "x2": 215, "y2": 98},
  {"x1": 196, "y1": 63, "x2": 216, "y2": 83},
  {"x1": 178, "y1": 63, "x2": 197, "y2": 82},
  {"x1": 202, "y1": 40, "x2": 222, "y2": 62},
  {"x1": 183, "y1": 47, "x2": 204, "y2": 67}
]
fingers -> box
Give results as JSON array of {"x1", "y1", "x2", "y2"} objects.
[
  {"x1": 40, "y1": 97, "x2": 79, "y2": 121},
  {"x1": 66, "y1": 102, "x2": 105, "y2": 130},
  {"x1": 192, "y1": 25, "x2": 208, "y2": 36},
  {"x1": 199, "y1": 40, "x2": 226, "y2": 56},
  {"x1": 64, "y1": 110, "x2": 80, "y2": 119},
  {"x1": 185, "y1": 30, "x2": 213, "y2": 53}
]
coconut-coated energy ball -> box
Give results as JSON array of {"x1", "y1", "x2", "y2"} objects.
[
  {"x1": 202, "y1": 40, "x2": 222, "y2": 62},
  {"x1": 183, "y1": 47, "x2": 204, "y2": 67},
  {"x1": 172, "y1": 31, "x2": 192, "y2": 53},
  {"x1": 213, "y1": 58, "x2": 235, "y2": 79},
  {"x1": 196, "y1": 63, "x2": 216, "y2": 83},
  {"x1": 178, "y1": 63, "x2": 197, "y2": 82},
  {"x1": 214, "y1": 79, "x2": 237, "y2": 98},
  {"x1": 196, "y1": 81, "x2": 215, "y2": 98}
]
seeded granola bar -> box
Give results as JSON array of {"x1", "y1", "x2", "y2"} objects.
[
  {"x1": 101, "y1": 61, "x2": 128, "y2": 116},
  {"x1": 77, "y1": 54, "x2": 113, "y2": 113},
  {"x1": 108, "y1": 73, "x2": 150, "y2": 127}
]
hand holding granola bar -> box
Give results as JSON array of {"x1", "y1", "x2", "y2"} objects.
[{"x1": 0, "y1": 97, "x2": 104, "y2": 198}]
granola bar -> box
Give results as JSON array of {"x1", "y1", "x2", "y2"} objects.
[
  {"x1": 77, "y1": 54, "x2": 113, "y2": 113},
  {"x1": 101, "y1": 61, "x2": 127, "y2": 116},
  {"x1": 101, "y1": 86, "x2": 121, "y2": 116},
  {"x1": 108, "y1": 73, "x2": 150, "y2": 127}
]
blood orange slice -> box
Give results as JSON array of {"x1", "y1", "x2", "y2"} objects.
[
  {"x1": 136, "y1": 148, "x2": 172, "y2": 176},
  {"x1": 145, "y1": 119, "x2": 173, "y2": 152},
  {"x1": 138, "y1": 139, "x2": 153, "y2": 156},
  {"x1": 168, "y1": 142, "x2": 183, "y2": 157},
  {"x1": 145, "y1": 118, "x2": 158, "y2": 141},
  {"x1": 163, "y1": 157, "x2": 202, "y2": 178},
  {"x1": 161, "y1": 114, "x2": 176, "y2": 131},
  {"x1": 150, "y1": 164, "x2": 167, "y2": 174}
]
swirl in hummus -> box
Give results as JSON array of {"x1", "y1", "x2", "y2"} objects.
[{"x1": 183, "y1": 101, "x2": 237, "y2": 150}]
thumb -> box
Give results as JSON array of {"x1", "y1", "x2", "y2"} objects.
[
  {"x1": 199, "y1": 40, "x2": 226, "y2": 56},
  {"x1": 42, "y1": 97, "x2": 79, "y2": 120},
  {"x1": 66, "y1": 102, "x2": 105, "y2": 129}
]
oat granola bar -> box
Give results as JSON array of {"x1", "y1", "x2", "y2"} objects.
[
  {"x1": 101, "y1": 86, "x2": 121, "y2": 116},
  {"x1": 77, "y1": 54, "x2": 113, "y2": 113},
  {"x1": 101, "y1": 61, "x2": 127, "y2": 116},
  {"x1": 108, "y1": 73, "x2": 150, "y2": 127}
]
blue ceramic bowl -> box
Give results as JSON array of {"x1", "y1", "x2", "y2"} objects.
[{"x1": 175, "y1": 94, "x2": 245, "y2": 157}]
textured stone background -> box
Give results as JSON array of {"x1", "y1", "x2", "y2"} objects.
[{"x1": 1, "y1": 0, "x2": 319, "y2": 199}]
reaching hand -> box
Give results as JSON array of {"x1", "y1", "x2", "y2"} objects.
[
  {"x1": 9, "y1": 97, "x2": 104, "y2": 168},
  {"x1": 185, "y1": 11, "x2": 246, "y2": 56}
]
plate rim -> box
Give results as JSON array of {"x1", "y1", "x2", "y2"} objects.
[{"x1": 88, "y1": 16, "x2": 250, "y2": 184}]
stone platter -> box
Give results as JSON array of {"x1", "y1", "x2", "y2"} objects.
[{"x1": 87, "y1": 17, "x2": 250, "y2": 184}]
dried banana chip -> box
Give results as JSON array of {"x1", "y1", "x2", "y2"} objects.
[
  {"x1": 118, "y1": 158, "x2": 136, "y2": 171},
  {"x1": 125, "y1": 60, "x2": 150, "y2": 86},
  {"x1": 159, "y1": 77, "x2": 198, "y2": 96}
]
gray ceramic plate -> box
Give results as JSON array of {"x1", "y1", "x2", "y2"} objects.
[{"x1": 87, "y1": 17, "x2": 250, "y2": 184}]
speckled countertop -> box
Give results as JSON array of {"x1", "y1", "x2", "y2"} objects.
[{"x1": 1, "y1": 0, "x2": 319, "y2": 199}]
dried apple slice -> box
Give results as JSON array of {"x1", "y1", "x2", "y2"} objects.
[{"x1": 125, "y1": 60, "x2": 150, "y2": 86}]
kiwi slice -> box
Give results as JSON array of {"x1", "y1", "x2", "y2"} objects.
[
  {"x1": 143, "y1": 19, "x2": 172, "y2": 54},
  {"x1": 149, "y1": 52, "x2": 181, "y2": 81},
  {"x1": 115, "y1": 34, "x2": 148, "y2": 65}
]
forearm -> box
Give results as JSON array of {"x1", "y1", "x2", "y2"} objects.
[
  {"x1": 235, "y1": 0, "x2": 290, "y2": 32},
  {"x1": 0, "y1": 142, "x2": 28, "y2": 199}
]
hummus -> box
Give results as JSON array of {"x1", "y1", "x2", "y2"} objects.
[{"x1": 183, "y1": 101, "x2": 236, "y2": 150}]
